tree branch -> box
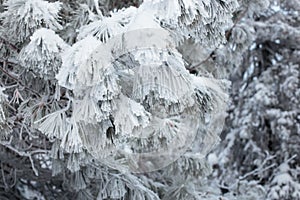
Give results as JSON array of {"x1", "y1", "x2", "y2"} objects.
[
  {"x1": 0, "y1": 60, "x2": 41, "y2": 98},
  {"x1": 189, "y1": 8, "x2": 249, "y2": 71},
  {"x1": 0, "y1": 141, "x2": 49, "y2": 177},
  {"x1": 0, "y1": 37, "x2": 20, "y2": 52}
]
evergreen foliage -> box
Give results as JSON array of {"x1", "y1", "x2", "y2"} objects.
[{"x1": 0, "y1": 0, "x2": 299, "y2": 199}]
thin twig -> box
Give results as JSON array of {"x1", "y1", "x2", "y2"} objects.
[
  {"x1": 0, "y1": 142, "x2": 48, "y2": 177},
  {"x1": 218, "y1": 153, "x2": 276, "y2": 191},
  {"x1": 189, "y1": 52, "x2": 215, "y2": 70},
  {"x1": 0, "y1": 37, "x2": 20, "y2": 52},
  {"x1": 0, "y1": 61, "x2": 41, "y2": 97},
  {"x1": 0, "y1": 164, "x2": 9, "y2": 190},
  {"x1": 29, "y1": 156, "x2": 38, "y2": 176},
  {"x1": 11, "y1": 169, "x2": 16, "y2": 188},
  {"x1": 225, "y1": 8, "x2": 249, "y2": 40}
]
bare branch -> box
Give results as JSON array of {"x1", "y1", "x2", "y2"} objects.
[
  {"x1": 0, "y1": 60, "x2": 41, "y2": 97},
  {"x1": 0, "y1": 141, "x2": 49, "y2": 177}
]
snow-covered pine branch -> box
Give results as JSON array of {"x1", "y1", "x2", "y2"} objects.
[
  {"x1": 0, "y1": 0, "x2": 62, "y2": 44},
  {"x1": 18, "y1": 28, "x2": 68, "y2": 79}
]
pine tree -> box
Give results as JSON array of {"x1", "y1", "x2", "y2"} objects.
[{"x1": 0, "y1": 0, "x2": 299, "y2": 199}]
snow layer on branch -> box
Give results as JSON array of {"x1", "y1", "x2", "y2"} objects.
[
  {"x1": 139, "y1": 116, "x2": 184, "y2": 146},
  {"x1": 125, "y1": 6, "x2": 161, "y2": 30},
  {"x1": 132, "y1": 51, "x2": 194, "y2": 111},
  {"x1": 141, "y1": 0, "x2": 238, "y2": 46},
  {"x1": 97, "y1": 173, "x2": 160, "y2": 200},
  {"x1": 79, "y1": 121, "x2": 116, "y2": 159},
  {"x1": 1, "y1": 0, "x2": 62, "y2": 43},
  {"x1": 192, "y1": 75, "x2": 229, "y2": 111},
  {"x1": 19, "y1": 28, "x2": 68, "y2": 79},
  {"x1": 77, "y1": 17, "x2": 124, "y2": 43},
  {"x1": 89, "y1": 73, "x2": 120, "y2": 101},
  {"x1": 60, "y1": 118, "x2": 84, "y2": 153},
  {"x1": 114, "y1": 94, "x2": 151, "y2": 136},
  {"x1": 36, "y1": 109, "x2": 67, "y2": 140},
  {"x1": 56, "y1": 36, "x2": 102, "y2": 89},
  {"x1": 77, "y1": 6, "x2": 137, "y2": 42},
  {"x1": 110, "y1": 6, "x2": 138, "y2": 26},
  {"x1": 72, "y1": 97, "x2": 103, "y2": 123},
  {"x1": 73, "y1": 80, "x2": 120, "y2": 122}
]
